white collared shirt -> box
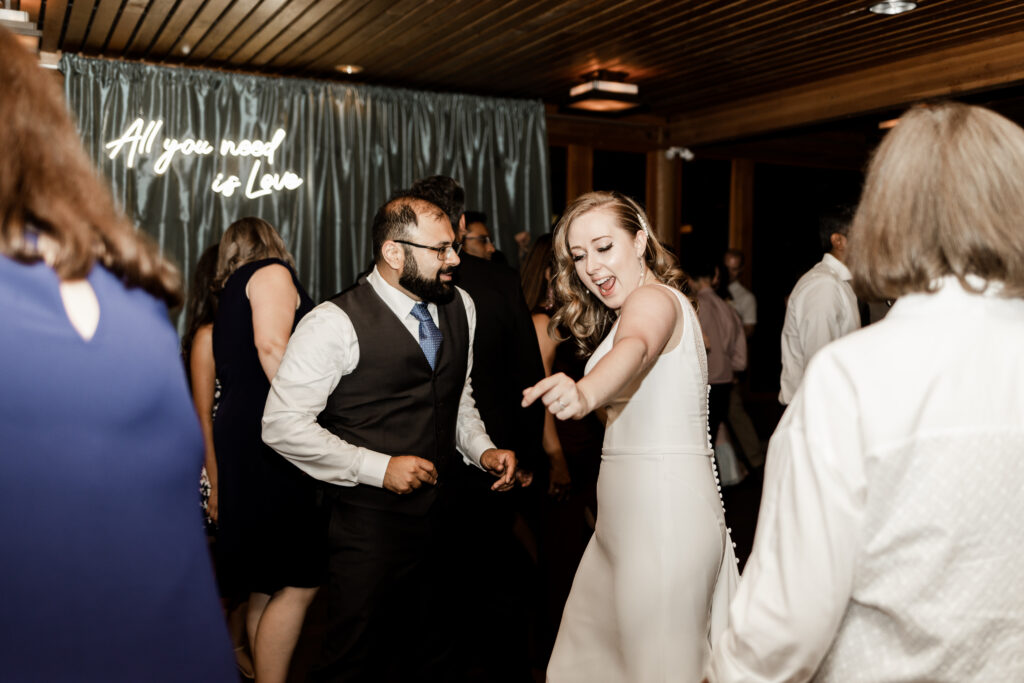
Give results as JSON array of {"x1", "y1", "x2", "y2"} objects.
[
  {"x1": 728, "y1": 280, "x2": 757, "y2": 326},
  {"x1": 779, "y1": 253, "x2": 860, "y2": 404},
  {"x1": 261, "y1": 266, "x2": 495, "y2": 488},
  {"x1": 708, "y1": 277, "x2": 1024, "y2": 682}
]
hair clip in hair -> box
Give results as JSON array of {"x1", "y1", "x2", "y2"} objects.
[{"x1": 637, "y1": 212, "x2": 652, "y2": 238}]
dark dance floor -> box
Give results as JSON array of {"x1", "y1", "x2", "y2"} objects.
[{"x1": 281, "y1": 391, "x2": 782, "y2": 682}]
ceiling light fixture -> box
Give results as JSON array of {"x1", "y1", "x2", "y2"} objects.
[
  {"x1": 564, "y1": 70, "x2": 642, "y2": 114},
  {"x1": 334, "y1": 64, "x2": 364, "y2": 75},
  {"x1": 0, "y1": 6, "x2": 42, "y2": 52},
  {"x1": 868, "y1": 1, "x2": 918, "y2": 15}
]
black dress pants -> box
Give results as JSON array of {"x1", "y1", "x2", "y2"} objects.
[{"x1": 312, "y1": 500, "x2": 458, "y2": 683}]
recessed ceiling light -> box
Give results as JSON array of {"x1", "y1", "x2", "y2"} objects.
[
  {"x1": 334, "y1": 64, "x2": 363, "y2": 75},
  {"x1": 869, "y1": 1, "x2": 917, "y2": 15}
]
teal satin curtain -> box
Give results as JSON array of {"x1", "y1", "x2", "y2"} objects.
[{"x1": 61, "y1": 55, "x2": 550, "y2": 304}]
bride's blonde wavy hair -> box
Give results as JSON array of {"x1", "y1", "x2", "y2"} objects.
[{"x1": 550, "y1": 191, "x2": 691, "y2": 355}]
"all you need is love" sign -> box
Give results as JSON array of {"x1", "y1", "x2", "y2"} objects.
[{"x1": 104, "y1": 118, "x2": 305, "y2": 200}]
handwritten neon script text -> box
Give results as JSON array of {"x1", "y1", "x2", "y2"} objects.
[{"x1": 103, "y1": 118, "x2": 304, "y2": 199}]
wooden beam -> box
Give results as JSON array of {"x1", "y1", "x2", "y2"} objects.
[
  {"x1": 728, "y1": 159, "x2": 754, "y2": 288},
  {"x1": 667, "y1": 29, "x2": 1024, "y2": 146},
  {"x1": 566, "y1": 144, "x2": 593, "y2": 205},
  {"x1": 547, "y1": 106, "x2": 666, "y2": 153},
  {"x1": 645, "y1": 150, "x2": 680, "y2": 246},
  {"x1": 40, "y1": 0, "x2": 66, "y2": 53}
]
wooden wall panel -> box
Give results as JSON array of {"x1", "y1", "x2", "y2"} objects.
[
  {"x1": 566, "y1": 144, "x2": 593, "y2": 205},
  {"x1": 728, "y1": 159, "x2": 754, "y2": 288}
]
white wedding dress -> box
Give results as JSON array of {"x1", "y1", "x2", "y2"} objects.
[{"x1": 547, "y1": 285, "x2": 739, "y2": 682}]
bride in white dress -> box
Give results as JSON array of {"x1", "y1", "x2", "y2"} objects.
[{"x1": 523, "y1": 191, "x2": 739, "y2": 682}]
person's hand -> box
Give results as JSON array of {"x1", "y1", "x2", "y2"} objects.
[
  {"x1": 522, "y1": 372, "x2": 591, "y2": 420},
  {"x1": 548, "y1": 453, "x2": 572, "y2": 501},
  {"x1": 481, "y1": 448, "x2": 517, "y2": 492},
  {"x1": 516, "y1": 469, "x2": 534, "y2": 487},
  {"x1": 382, "y1": 456, "x2": 437, "y2": 494},
  {"x1": 207, "y1": 484, "x2": 219, "y2": 524}
]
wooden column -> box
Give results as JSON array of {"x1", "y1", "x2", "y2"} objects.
[
  {"x1": 645, "y1": 150, "x2": 681, "y2": 246},
  {"x1": 729, "y1": 159, "x2": 755, "y2": 287},
  {"x1": 566, "y1": 144, "x2": 593, "y2": 204}
]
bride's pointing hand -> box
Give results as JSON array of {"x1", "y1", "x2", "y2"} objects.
[{"x1": 522, "y1": 372, "x2": 592, "y2": 421}]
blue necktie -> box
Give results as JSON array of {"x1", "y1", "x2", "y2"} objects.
[{"x1": 410, "y1": 302, "x2": 442, "y2": 370}]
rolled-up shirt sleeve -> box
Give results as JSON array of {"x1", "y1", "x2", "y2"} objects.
[
  {"x1": 455, "y1": 289, "x2": 496, "y2": 468},
  {"x1": 262, "y1": 303, "x2": 392, "y2": 488},
  {"x1": 707, "y1": 350, "x2": 867, "y2": 682}
]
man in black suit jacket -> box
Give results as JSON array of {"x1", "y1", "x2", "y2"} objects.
[{"x1": 410, "y1": 176, "x2": 545, "y2": 681}]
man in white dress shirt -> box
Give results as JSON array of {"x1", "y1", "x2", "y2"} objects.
[
  {"x1": 707, "y1": 101, "x2": 1024, "y2": 683},
  {"x1": 778, "y1": 211, "x2": 860, "y2": 404},
  {"x1": 724, "y1": 249, "x2": 757, "y2": 337},
  {"x1": 722, "y1": 249, "x2": 762, "y2": 468},
  {"x1": 262, "y1": 193, "x2": 517, "y2": 681}
]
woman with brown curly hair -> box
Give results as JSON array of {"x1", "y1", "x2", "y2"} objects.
[
  {"x1": 0, "y1": 26, "x2": 233, "y2": 681},
  {"x1": 523, "y1": 192, "x2": 738, "y2": 681}
]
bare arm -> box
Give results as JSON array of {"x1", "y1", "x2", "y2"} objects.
[
  {"x1": 523, "y1": 285, "x2": 678, "y2": 420},
  {"x1": 533, "y1": 312, "x2": 571, "y2": 496},
  {"x1": 189, "y1": 324, "x2": 218, "y2": 521},
  {"x1": 247, "y1": 263, "x2": 298, "y2": 382}
]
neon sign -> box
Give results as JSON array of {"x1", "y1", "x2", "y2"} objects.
[{"x1": 104, "y1": 118, "x2": 304, "y2": 199}]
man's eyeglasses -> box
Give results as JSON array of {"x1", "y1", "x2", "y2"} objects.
[
  {"x1": 393, "y1": 239, "x2": 463, "y2": 261},
  {"x1": 463, "y1": 235, "x2": 492, "y2": 245}
]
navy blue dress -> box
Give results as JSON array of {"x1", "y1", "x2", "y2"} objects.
[
  {"x1": 212, "y1": 258, "x2": 324, "y2": 597},
  {"x1": 0, "y1": 255, "x2": 235, "y2": 681}
]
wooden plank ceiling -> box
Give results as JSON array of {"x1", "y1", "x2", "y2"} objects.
[{"x1": 18, "y1": 0, "x2": 1024, "y2": 137}]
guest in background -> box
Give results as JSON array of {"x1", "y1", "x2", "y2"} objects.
[
  {"x1": 688, "y1": 258, "x2": 747, "y2": 448},
  {"x1": 720, "y1": 250, "x2": 764, "y2": 469},
  {"x1": 212, "y1": 217, "x2": 323, "y2": 683},
  {"x1": 182, "y1": 243, "x2": 221, "y2": 526},
  {"x1": 463, "y1": 210, "x2": 498, "y2": 260},
  {"x1": 182, "y1": 242, "x2": 256, "y2": 678},
  {"x1": 778, "y1": 207, "x2": 860, "y2": 405},
  {"x1": 520, "y1": 233, "x2": 572, "y2": 498},
  {"x1": 520, "y1": 231, "x2": 605, "y2": 665},
  {"x1": 723, "y1": 248, "x2": 756, "y2": 337},
  {"x1": 708, "y1": 101, "x2": 1024, "y2": 682},
  {"x1": 410, "y1": 176, "x2": 544, "y2": 681},
  {"x1": 0, "y1": 26, "x2": 234, "y2": 681}
]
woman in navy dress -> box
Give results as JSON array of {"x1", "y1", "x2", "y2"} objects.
[
  {"x1": 212, "y1": 217, "x2": 324, "y2": 683},
  {"x1": 0, "y1": 26, "x2": 234, "y2": 681}
]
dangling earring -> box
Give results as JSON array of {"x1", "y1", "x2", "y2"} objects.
[{"x1": 637, "y1": 253, "x2": 646, "y2": 287}]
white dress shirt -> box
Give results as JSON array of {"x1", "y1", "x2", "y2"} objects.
[
  {"x1": 728, "y1": 280, "x2": 757, "y2": 326},
  {"x1": 779, "y1": 253, "x2": 859, "y2": 404},
  {"x1": 262, "y1": 266, "x2": 495, "y2": 488},
  {"x1": 708, "y1": 277, "x2": 1024, "y2": 682}
]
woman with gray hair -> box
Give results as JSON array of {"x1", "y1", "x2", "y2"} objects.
[{"x1": 707, "y1": 102, "x2": 1024, "y2": 681}]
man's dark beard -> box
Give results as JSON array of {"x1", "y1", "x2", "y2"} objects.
[{"x1": 399, "y1": 257, "x2": 456, "y2": 304}]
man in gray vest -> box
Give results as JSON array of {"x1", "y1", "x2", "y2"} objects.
[{"x1": 263, "y1": 193, "x2": 517, "y2": 681}]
